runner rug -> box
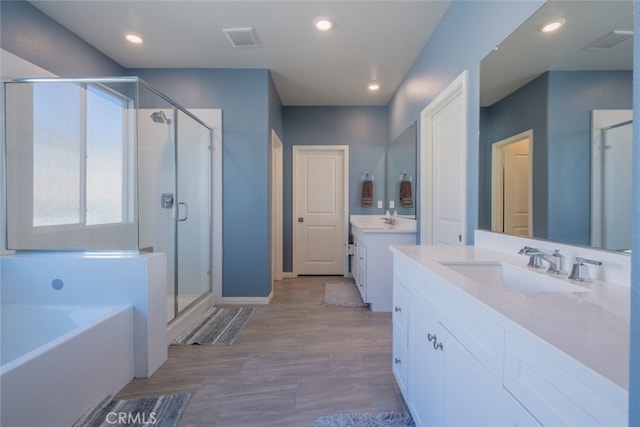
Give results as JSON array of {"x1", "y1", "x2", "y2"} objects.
[
  {"x1": 73, "y1": 393, "x2": 190, "y2": 427},
  {"x1": 321, "y1": 282, "x2": 366, "y2": 308},
  {"x1": 171, "y1": 306, "x2": 254, "y2": 345},
  {"x1": 312, "y1": 411, "x2": 415, "y2": 426}
]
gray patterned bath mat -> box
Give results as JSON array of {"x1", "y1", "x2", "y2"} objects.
[
  {"x1": 171, "y1": 306, "x2": 254, "y2": 345},
  {"x1": 321, "y1": 282, "x2": 366, "y2": 307},
  {"x1": 73, "y1": 393, "x2": 190, "y2": 427},
  {"x1": 312, "y1": 411, "x2": 415, "y2": 426}
]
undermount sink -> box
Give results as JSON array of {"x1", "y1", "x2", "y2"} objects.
[
  {"x1": 360, "y1": 224, "x2": 388, "y2": 229},
  {"x1": 440, "y1": 261, "x2": 591, "y2": 293}
]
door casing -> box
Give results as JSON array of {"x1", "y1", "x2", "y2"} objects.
[
  {"x1": 420, "y1": 71, "x2": 468, "y2": 245},
  {"x1": 292, "y1": 145, "x2": 349, "y2": 276}
]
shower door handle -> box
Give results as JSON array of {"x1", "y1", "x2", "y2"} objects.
[{"x1": 177, "y1": 202, "x2": 189, "y2": 221}]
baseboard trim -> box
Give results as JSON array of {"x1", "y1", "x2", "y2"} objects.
[
  {"x1": 221, "y1": 290, "x2": 273, "y2": 305},
  {"x1": 282, "y1": 271, "x2": 296, "y2": 278}
]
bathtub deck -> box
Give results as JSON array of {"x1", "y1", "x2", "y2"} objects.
[{"x1": 116, "y1": 276, "x2": 405, "y2": 426}]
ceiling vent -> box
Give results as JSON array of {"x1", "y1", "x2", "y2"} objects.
[
  {"x1": 583, "y1": 30, "x2": 633, "y2": 50},
  {"x1": 223, "y1": 27, "x2": 260, "y2": 48}
]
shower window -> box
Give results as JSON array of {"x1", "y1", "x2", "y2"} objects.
[
  {"x1": 5, "y1": 80, "x2": 138, "y2": 249},
  {"x1": 32, "y1": 83, "x2": 132, "y2": 228}
]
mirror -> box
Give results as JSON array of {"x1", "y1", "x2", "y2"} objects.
[
  {"x1": 387, "y1": 122, "x2": 417, "y2": 217},
  {"x1": 479, "y1": 0, "x2": 633, "y2": 252}
]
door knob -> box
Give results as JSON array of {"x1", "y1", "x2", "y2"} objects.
[{"x1": 298, "y1": 217, "x2": 304, "y2": 223}]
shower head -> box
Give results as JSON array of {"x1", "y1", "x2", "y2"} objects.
[{"x1": 150, "y1": 111, "x2": 172, "y2": 125}]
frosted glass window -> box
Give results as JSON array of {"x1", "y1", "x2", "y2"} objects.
[
  {"x1": 31, "y1": 83, "x2": 130, "y2": 228},
  {"x1": 86, "y1": 85, "x2": 127, "y2": 225},
  {"x1": 32, "y1": 83, "x2": 83, "y2": 226},
  {"x1": 5, "y1": 80, "x2": 139, "y2": 250}
]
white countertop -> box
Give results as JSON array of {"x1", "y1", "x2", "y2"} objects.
[
  {"x1": 390, "y1": 244, "x2": 630, "y2": 390},
  {"x1": 351, "y1": 215, "x2": 417, "y2": 234}
]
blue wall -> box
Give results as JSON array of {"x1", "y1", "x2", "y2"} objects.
[
  {"x1": 387, "y1": 0, "x2": 545, "y2": 243},
  {"x1": 281, "y1": 106, "x2": 387, "y2": 272},
  {"x1": 547, "y1": 71, "x2": 632, "y2": 244},
  {"x1": 480, "y1": 73, "x2": 549, "y2": 236},
  {"x1": 479, "y1": 70, "x2": 632, "y2": 244},
  {"x1": 126, "y1": 68, "x2": 276, "y2": 298},
  {"x1": 0, "y1": 0, "x2": 124, "y2": 77}
]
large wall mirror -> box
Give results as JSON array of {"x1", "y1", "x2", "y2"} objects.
[
  {"x1": 387, "y1": 122, "x2": 417, "y2": 217},
  {"x1": 479, "y1": 0, "x2": 632, "y2": 252}
]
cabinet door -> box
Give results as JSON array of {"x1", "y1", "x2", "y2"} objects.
[
  {"x1": 408, "y1": 304, "x2": 445, "y2": 427},
  {"x1": 443, "y1": 326, "x2": 502, "y2": 427},
  {"x1": 392, "y1": 280, "x2": 409, "y2": 395}
]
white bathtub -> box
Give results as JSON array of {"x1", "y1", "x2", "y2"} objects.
[{"x1": 0, "y1": 304, "x2": 135, "y2": 427}]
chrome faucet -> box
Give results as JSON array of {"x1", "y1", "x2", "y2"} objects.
[
  {"x1": 381, "y1": 215, "x2": 396, "y2": 226},
  {"x1": 518, "y1": 247, "x2": 567, "y2": 275},
  {"x1": 518, "y1": 246, "x2": 545, "y2": 268},
  {"x1": 569, "y1": 257, "x2": 602, "y2": 282}
]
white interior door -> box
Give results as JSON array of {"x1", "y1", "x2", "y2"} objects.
[
  {"x1": 293, "y1": 146, "x2": 348, "y2": 275},
  {"x1": 491, "y1": 131, "x2": 532, "y2": 237},
  {"x1": 421, "y1": 71, "x2": 468, "y2": 245},
  {"x1": 503, "y1": 138, "x2": 531, "y2": 236}
]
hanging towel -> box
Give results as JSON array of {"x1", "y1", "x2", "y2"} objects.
[
  {"x1": 361, "y1": 180, "x2": 373, "y2": 207},
  {"x1": 400, "y1": 180, "x2": 413, "y2": 208}
]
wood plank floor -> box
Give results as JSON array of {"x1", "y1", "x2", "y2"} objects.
[{"x1": 116, "y1": 276, "x2": 407, "y2": 426}]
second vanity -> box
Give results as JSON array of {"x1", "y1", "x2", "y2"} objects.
[
  {"x1": 350, "y1": 215, "x2": 416, "y2": 312},
  {"x1": 391, "y1": 240, "x2": 629, "y2": 426}
]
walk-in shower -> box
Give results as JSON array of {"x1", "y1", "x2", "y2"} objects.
[
  {"x1": 589, "y1": 110, "x2": 634, "y2": 252},
  {"x1": 599, "y1": 118, "x2": 633, "y2": 251},
  {"x1": 3, "y1": 77, "x2": 213, "y2": 323}
]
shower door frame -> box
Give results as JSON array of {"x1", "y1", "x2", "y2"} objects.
[
  {"x1": 136, "y1": 80, "x2": 214, "y2": 322},
  {"x1": 590, "y1": 109, "x2": 633, "y2": 250}
]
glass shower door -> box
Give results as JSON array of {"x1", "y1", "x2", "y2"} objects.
[
  {"x1": 175, "y1": 109, "x2": 212, "y2": 313},
  {"x1": 602, "y1": 120, "x2": 633, "y2": 251}
]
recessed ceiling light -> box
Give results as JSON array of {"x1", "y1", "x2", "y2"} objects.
[
  {"x1": 368, "y1": 83, "x2": 380, "y2": 91},
  {"x1": 125, "y1": 34, "x2": 143, "y2": 44},
  {"x1": 314, "y1": 16, "x2": 335, "y2": 31},
  {"x1": 540, "y1": 18, "x2": 566, "y2": 33}
]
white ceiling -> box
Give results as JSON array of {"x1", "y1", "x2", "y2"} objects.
[
  {"x1": 29, "y1": 0, "x2": 452, "y2": 106},
  {"x1": 481, "y1": 0, "x2": 633, "y2": 107}
]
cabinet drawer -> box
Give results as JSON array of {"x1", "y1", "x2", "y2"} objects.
[
  {"x1": 413, "y1": 273, "x2": 504, "y2": 381},
  {"x1": 504, "y1": 333, "x2": 627, "y2": 426}
]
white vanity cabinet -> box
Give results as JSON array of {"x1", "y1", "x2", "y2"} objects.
[
  {"x1": 393, "y1": 256, "x2": 502, "y2": 427},
  {"x1": 351, "y1": 221, "x2": 416, "y2": 312},
  {"x1": 503, "y1": 332, "x2": 628, "y2": 426},
  {"x1": 391, "y1": 246, "x2": 629, "y2": 427}
]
